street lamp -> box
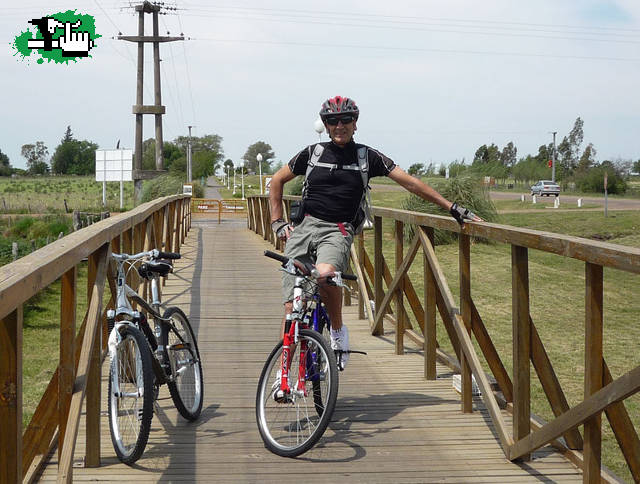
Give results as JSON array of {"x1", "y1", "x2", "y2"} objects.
[
  {"x1": 314, "y1": 117, "x2": 324, "y2": 140},
  {"x1": 257, "y1": 153, "x2": 263, "y2": 194},
  {"x1": 226, "y1": 164, "x2": 230, "y2": 189},
  {"x1": 241, "y1": 160, "x2": 245, "y2": 200},
  {"x1": 232, "y1": 162, "x2": 236, "y2": 195}
]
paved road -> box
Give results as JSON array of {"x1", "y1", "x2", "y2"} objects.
[
  {"x1": 370, "y1": 183, "x2": 640, "y2": 211},
  {"x1": 204, "y1": 176, "x2": 224, "y2": 199},
  {"x1": 488, "y1": 190, "x2": 640, "y2": 210}
]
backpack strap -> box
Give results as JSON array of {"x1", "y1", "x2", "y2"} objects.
[{"x1": 302, "y1": 144, "x2": 325, "y2": 199}]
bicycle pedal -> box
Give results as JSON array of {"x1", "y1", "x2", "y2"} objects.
[{"x1": 169, "y1": 343, "x2": 189, "y2": 351}]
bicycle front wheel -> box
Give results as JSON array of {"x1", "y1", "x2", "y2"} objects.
[
  {"x1": 256, "y1": 328, "x2": 338, "y2": 458},
  {"x1": 161, "y1": 307, "x2": 204, "y2": 421},
  {"x1": 108, "y1": 325, "x2": 154, "y2": 464}
]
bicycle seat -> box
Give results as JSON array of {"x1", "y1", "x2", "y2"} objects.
[{"x1": 138, "y1": 259, "x2": 173, "y2": 279}]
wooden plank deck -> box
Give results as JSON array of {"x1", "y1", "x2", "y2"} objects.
[{"x1": 38, "y1": 218, "x2": 583, "y2": 482}]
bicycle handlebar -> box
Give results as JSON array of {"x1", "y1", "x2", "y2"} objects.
[
  {"x1": 264, "y1": 250, "x2": 288, "y2": 264},
  {"x1": 157, "y1": 251, "x2": 181, "y2": 260},
  {"x1": 112, "y1": 249, "x2": 181, "y2": 262}
]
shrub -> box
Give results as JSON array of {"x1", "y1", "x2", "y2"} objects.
[
  {"x1": 575, "y1": 165, "x2": 627, "y2": 194},
  {"x1": 285, "y1": 176, "x2": 304, "y2": 196},
  {"x1": 401, "y1": 175, "x2": 498, "y2": 245},
  {"x1": 140, "y1": 175, "x2": 204, "y2": 202}
]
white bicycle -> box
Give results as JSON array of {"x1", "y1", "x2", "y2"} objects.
[{"x1": 106, "y1": 249, "x2": 204, "y2": 464}]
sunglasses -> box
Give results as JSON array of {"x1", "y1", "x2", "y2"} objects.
[{"x1": 325, "y1": 115, "x2": 355, "y2": 126}]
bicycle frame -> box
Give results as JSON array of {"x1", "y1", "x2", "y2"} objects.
[{"x1": 107, "y1": 251, "x2": 191, "y2": 390}]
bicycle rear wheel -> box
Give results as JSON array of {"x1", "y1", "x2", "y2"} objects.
[
  {"x1": 161, "y1": 307, "x2": 204, "y2": 421},
  {"x1": 256, "y1": 328, "x2": 338, "y2": 458},
  {"x1": 108, "y1": 325, "x2": 154, "y2": 464},
  {"x1": 312, "y1": 304, "x2": 331, "y2": 417}
]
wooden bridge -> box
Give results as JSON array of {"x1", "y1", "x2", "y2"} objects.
[{"x1": 1, "y1": 194, "x2": 639, "y2": 483}]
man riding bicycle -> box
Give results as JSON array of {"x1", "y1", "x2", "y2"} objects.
[{"x1": 269, "y1": 95, "x2": 482, "y2": 371}]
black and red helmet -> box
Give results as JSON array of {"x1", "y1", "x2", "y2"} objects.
[{"x1": 319, "y1": 96, "x2": 359, "y2": 120}]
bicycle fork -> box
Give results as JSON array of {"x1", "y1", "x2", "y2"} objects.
[{"x1": 280, "y1": 315, "x2": 309, "y2": 398}]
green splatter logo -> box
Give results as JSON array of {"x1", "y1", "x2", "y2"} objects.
[{"x1": 11, "y1": 10, "x2": 100, "y2": 64}]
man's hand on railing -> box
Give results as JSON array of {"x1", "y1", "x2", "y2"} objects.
[
  {"x1": 271, "y1": 219, "x2": 293, "y2": 240},
  {"x1": 450, "y1": 202, "x2": 483, "y2": 226}
]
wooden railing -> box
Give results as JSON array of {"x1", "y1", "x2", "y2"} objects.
[
  {"x1": 248, "y1": 194, "x2": 640, "y2": 483},
  {"x1": 0, "y1": 194, "x2": 191, "y2": 484}
]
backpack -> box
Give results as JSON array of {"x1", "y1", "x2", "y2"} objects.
[{"x1": 298, "y1": 143, "x2": 373, "y2": 234}]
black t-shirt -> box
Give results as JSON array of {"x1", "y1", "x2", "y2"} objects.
[{"x1": 288, "y1": 140, "x2": 396, "y2": 223}]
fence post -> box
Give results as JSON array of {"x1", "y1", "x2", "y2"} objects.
[
  {"x1": 85, "y1": 251, "x2": 101, "y2": 467},
  {"x1": 12, "y1": 242, "x2": 18, "y2": 261},
  {"x1": 0, "y1": 307, "x2": 23, "y2": 484},
  {"x1": 59, "y1": 267, "x2": 77, "y2": 462},
  {"x1": 512, "y1": 245, "x2": 531, "y2": 461},
  {"x1": 373, "y1": 216, "x2": 383, "y2": 336},
  {"x1": 423, "y1": 227, "x2": 437, "y2": 380},
  {"x1": 584, "y1": 262, "x2": 603, "y2": 482},
  {"x1": 460, "y1": 233, "x2": 473, "y2": 413},
  {"x1": 394, "y1": 220, "x2": 404, "y2": 355}
]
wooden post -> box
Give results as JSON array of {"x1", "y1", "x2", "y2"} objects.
[
  {"x1": 0, "y1": 307, "x2": 23, "y2": 484},
  {"x1": 584, "y1": 262, "x2": 603, "y2": 482},
  {"x1": 460, "y1": 233, "x2": 472, "y2": 412},
  {"x1": 357, "y1": 233, "x2": 365, "y2": 320},
  {"x1": 373, "y1": 216, "x2": 383, "y2": 336},
  {"x1": 512, "y1": 245, "x2": 531, "y2": 460},
  {"x1": 85, "y1": 251, "x2": 101, "y2": 467},
  {"x1": 395, "y1": 220, "x2": 404, "y2": 355},
  {"x1": 423, "y1": 227, "x2": 436, "y2": 380},
  {"x1": 59, "y1": 267, "x2": 76, "y2": 462}
]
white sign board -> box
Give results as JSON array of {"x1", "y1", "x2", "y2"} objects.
[
  {"x1": 183, "y1": 184, "x2": 193, "y2": 195},
  {"x1": 95, "y1": 149, "x2": 133, "y2": 182}
]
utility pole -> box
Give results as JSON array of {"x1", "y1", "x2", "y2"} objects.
[
  {"x1": 119, "y1": 2, "x2": 183, "y2": 203},
  {"x1": 551, "y1": 131, "x2": 557, "y2": 183},
  {"x1": 187, "y1": 125, "x2": 194, "y2": 182}
]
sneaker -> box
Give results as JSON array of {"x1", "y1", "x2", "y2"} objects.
[
  {"x1": 330, "y1": 325, "x2": 350, "y2": 371},
  {"x1": 271, "y1": 370, "x2": 291, "y2": 403}
]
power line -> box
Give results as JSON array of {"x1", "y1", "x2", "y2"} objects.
[
  {"x1": 189, "y1": 37, "x2": 640, "y2": 63},
  {"x1": 180, "y1": 3, "x2": 640, "y2": 35},
  {"x1": 180, "y1": 10, "x2": 640, "y2": 45}
]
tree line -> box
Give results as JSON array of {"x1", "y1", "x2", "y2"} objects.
[
  {"x1": 407, "y1": 118, "x2": 639, "y2": 194},
  {"x1": 1, "y1": 126, "x2": 279, "y2": 180}
]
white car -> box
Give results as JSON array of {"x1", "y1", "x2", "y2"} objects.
[{"x1": 530, "y1": 180, "x2": 560, "y2": 197}]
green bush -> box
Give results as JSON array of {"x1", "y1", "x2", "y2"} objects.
[
  {"x1": 401, "y1": 175, "x2": 498, "y2": 245},
  {"x1": 285, "y1": 176, "x2": 304, "y2": 196},
  {"x1": 140, "y1": 175, "x2": 204, "y2": 202},
  {"x1": 575, "y1": 165, "x2": 627, "y2": 194}
]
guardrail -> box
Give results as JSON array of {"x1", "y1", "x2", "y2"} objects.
[
  {"x1": 0, "y1": 194, "x2": 191, "y2": 483},
  {"x1": 247, "y1": 194, "x2": 640, "y2": 483}
]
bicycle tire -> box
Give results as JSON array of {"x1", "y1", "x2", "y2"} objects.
[
  {"x1": 108, "y1": 325, "x2": 155, "y2": 464},
  {"x1": 256, "y1": 328, "x2": 338, "y2": 458},
  {"x1": 161, "y1": 307, "x2": 204, "y2": 421}
]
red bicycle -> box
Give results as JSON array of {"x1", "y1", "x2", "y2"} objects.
[{"x1": 256, "y1": 250, "x2": 357, "y2": 457}]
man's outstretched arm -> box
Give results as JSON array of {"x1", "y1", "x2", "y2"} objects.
[{"x1": 388, "y1": 166, "x2": 483, "y2": 224}]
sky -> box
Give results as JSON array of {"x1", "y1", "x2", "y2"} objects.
[{"x1": 2, "y1": 1, "x2": 640, "y2": 172}]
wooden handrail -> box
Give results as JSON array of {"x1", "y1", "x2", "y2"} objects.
[
  {"x1": 0, "y1": 194, "x2": 191, "y2": 483},
  {"x1": 247, "y1": 194, "x2": 640, "y2": 483}
]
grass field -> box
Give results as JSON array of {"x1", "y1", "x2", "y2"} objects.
[
  {"x1": 0, "y1": 175, "x2": 135, "y2": 213},
  {"x1": 15, "y1": 175, "x2": 640, "y2": 481}
]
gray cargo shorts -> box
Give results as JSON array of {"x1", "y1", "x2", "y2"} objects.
[{"x1": 281, "y1": 215, "x2": 354, "y2": 303}]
